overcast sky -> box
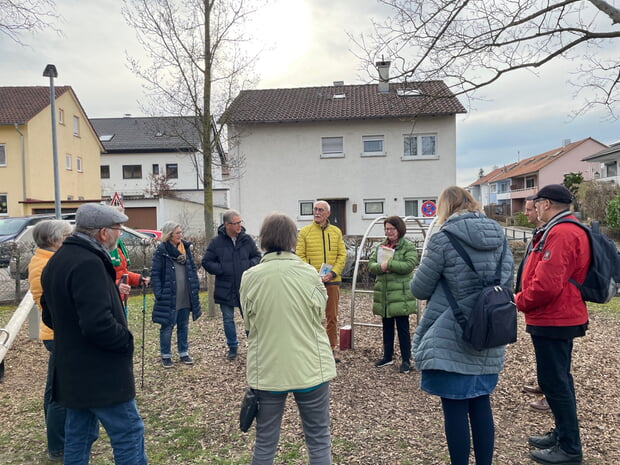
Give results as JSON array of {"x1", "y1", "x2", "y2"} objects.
[{"x1": 1, "y1": 0, "x2": 618, "y2": 186}]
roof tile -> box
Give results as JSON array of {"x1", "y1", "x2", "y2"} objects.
[
  {"x1": 223, "y1": 81, "x2": 466, "y2": 123},
  {"x1": 0, "y1": 86, "x2": 71, "y2": 124}
]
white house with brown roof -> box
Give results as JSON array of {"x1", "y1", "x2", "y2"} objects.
[
  {"x1": 222, "y1": 66, "x2": 466, "y2": 236},
  {"x1": 0, "y1": 86, "x2": 103, "y2": 217},
  {"x1": 467, "y1": 138, "x2": 608, "y2": 216}
]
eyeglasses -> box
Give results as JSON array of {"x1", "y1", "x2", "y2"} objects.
[
  {"x1": 228, "y1": 221, "x2": 243, "y2": 226},
  {"x1": 313, "y1": 208, "x2": 326, "y2": 213},
  {"x1": 385, "y1": 227, "x2": 396, "y2": 232},
  {"x1": 107, "y1": 227, "x2": 123, "y2": 231}
]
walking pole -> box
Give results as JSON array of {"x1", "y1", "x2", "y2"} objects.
[
  {"x1": 140, "y1": 268, "x2": 148, "y2": 390},
  {"x1": 119, "y1": 274, "x2": 129, "y2": 318}
]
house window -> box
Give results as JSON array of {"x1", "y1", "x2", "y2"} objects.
[
  {"x1": 0, "y1": 194, "x2": 7, "y2": 215},
  {"x1": 123, "y1": 165, "x2": 142, "y2": 179},
  {"x1": 606, "y1": 162, "x2": 617, "y2": 178},
  {"x1": 152, "y1": 164, "x2": 160, "y2": 176},
  {"x1": 526, "y1": 177, "x2": 535, "y2": 188},
  {"x1": 100, "y1": 165, "x2": 110, "y2": 179},
  {"x1": 405, "y1": 199, "x2": 419, "y2": 217},
  {"x1": 73, "y1": 116, "x2": 80, "y2": 136},
  {"x1": 403, "y1": 134, "x2": 437, "y2": 159},
  {"x1": 166, "y1": 163, "x2": 178, "y2": 179},
  {"x1": 362, "y1": 135, "x2": 385, "y2": 157},
  {"x1": 58, "y1": 108, "x2": 64, "y2": 124},
  {"x1": 0, "y1": 144, "x2": 6, "y2": 166},
  {"x1": 490, "y1": 184, "x2": 497, "y2": 193},
  {"x1": 65, "y1": 154, "x2": 72, "y2": 170},
  {"x1": 299, "y1": 201, "x2": 314, "y2": 217},
  {"x1": 76, "y1": 157, "x2": 83, "y2": 172},
  {"x1": 321, "y1": 136, "x2": 344, "y2": 158},
  {"x1": 364, "y1": 199, "x2": 384, "y2": 217}
]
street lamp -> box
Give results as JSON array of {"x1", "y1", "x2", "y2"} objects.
[{"x1": 43, "y1": 64, "x2": 61, "y2": 219}]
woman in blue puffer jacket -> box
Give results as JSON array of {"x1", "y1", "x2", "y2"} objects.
[
  {"x1": 151, "y1": 221, "x2": 202, "y2": 368},
  {"x1": 410, "y1": 186, "x2": 513, "y2": 465}
]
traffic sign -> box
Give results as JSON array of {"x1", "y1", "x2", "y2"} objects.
[{"x1": 421, "y1": 200, "x2": 437, "y2": 217}]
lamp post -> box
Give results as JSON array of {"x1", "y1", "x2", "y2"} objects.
[{"x1": 43, "y1": 64, "x2": 61, "y2": 219}]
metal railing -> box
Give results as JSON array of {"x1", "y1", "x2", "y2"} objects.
[
  {"x1": 0, "y1": 291, "x2": 38, "y2": 368},
  {"x1": 348, "y1": 216, "x2": 431, "y2": 349}
]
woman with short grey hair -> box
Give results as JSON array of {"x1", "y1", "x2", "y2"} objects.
[
  {"x1": 240, "y1": 213, "x2": 336, "y2": 465},
  {"x1": 28, "y1": 219, "x2": 72, "y2": 461}
]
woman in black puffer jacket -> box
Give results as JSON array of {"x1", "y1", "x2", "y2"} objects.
[{"x1": 151, "y1": 221, "x2": 201, "y2": 368}]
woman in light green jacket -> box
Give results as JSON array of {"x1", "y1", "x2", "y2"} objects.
[
  {"x1": 368, "y1": 216, "x2": 418, "y2": 374},
  {"x1": 240, "y1": 213, "x2": 336, "y2": 465}
]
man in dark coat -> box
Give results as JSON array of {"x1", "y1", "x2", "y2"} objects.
[
  {"x1": 42, "y1": 204, "x2": 147, "y2": 465},
  {"x1": 202, "y1": 210, "x2": 261, "y2": 360}
]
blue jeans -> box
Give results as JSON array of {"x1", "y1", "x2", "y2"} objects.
[
  {"x1": 159, "y1": 308, "x2": 190, "y2": 358},
  {"x1": 43, "y1": 339, "x2": 66, "y2": 455},
  {"x1": 252, "y1": 383, "x2": 332, "y2": 465},
  {"x1": 64, "y1": 399, "x2": 147, "y2": 465},
  {"x1": 220, "y1": 304, "x2": 239, "y2": 348},
  {"x1": 532, "y1": 334, "x2": 582, "y2": 455}
]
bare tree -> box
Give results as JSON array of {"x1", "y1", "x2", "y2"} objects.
[
  {"x1": 0, "y1": 0, "x2": 59, "y2": 44},
  {"x1": 123, "y1": 0, "x2": 264, "y2": 316},
  {"x1": 351, "y1": 0, "x2": 620, "y2": 119}
]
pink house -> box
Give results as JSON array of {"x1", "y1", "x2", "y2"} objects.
[{"x1": 468, "y1": 137, "x2": 608, "y2": 215}]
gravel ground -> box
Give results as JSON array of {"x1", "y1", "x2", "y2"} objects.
[{"x1": 1, "y1": 291, "x2": 619, "y2": 464}]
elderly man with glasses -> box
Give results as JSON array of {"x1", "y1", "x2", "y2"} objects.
[
  {"x1": 296, "y1": 200, "x2": 347, "y2": 362},
  {"x1": 515, "y1": 184, "x2": 588, "y2": 465},
  {"x1": 41, "y1": 203, "x2": 147, "y2": 465},
  {"x1": 202, "y1": 210, "x2": 261, "y2": 360}
]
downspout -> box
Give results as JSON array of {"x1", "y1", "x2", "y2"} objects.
[{"x1": 14, "y1": 124, "x2": 26, "y2": 201}]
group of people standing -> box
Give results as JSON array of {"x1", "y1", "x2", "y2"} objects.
[{"x1": 31, "y1": 180, "x2": 588, "y2": 465}]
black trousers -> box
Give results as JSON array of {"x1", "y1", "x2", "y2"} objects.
[
  {"x1": 382, "y1": 315, "x2": 411, "y2": 361},
  {"x1": 531, "y1": 334, "x2": 582, "y2": 455}
]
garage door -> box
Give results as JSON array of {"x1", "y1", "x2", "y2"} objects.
[{"x1": 125, "y1": 207, "x2": 157, "y2": 229}]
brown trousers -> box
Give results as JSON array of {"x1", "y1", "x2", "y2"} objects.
[{"x1": 325, "y1": 284, "x2": 340, "y2": 350}]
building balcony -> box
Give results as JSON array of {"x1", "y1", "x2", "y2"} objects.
[
  {"x1": 510, "y1": 187, "x2": 537, "y2": 199},
  {"x1": 496, "y1": 192, "x2": 511, "y2": 200}
]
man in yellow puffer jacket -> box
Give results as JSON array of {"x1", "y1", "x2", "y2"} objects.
[{"x1": 296, "y1": 200, "x2": 346, "y2": 359}]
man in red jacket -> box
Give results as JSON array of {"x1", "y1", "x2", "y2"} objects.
[{"x1": 516, "y1": 184, "x2": 589, "y2": 465}]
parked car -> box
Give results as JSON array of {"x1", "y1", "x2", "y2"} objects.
[
  {"x1": 136, "y1": 229, "x2": 162, "y2": 240},
  {"x1": 8, "y1": 224, "x2": 156, "y2": 279},
  {"x1": 0, "y1": 214, "x2": 75, "y2": 267}
]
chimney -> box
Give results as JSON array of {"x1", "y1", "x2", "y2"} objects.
[
  {"x1": 377, "y1": 60, "x2": 391, "y2": 94},
  {"x1": 562, "y1": 139, "x2": 571, "y2": 147}
]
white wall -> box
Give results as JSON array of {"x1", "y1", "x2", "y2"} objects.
[{"x1": 227, "y1": 116, "x2": 457, "y2": 235}]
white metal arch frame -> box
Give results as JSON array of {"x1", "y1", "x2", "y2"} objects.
[{"x1": 348, "y1": 216, "x2": 432, "y2": 349}]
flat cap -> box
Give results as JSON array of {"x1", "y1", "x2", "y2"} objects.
[
  {"x1": 530, "y1": 184, "x2": 573, "y2": 204},
  {"x1": 76, "y1": 204, "x2": 128, "y2": 229}
]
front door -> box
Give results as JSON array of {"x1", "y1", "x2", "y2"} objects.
[{"x1": 325, "y1": 198, "x2": 347, "y2": 235}]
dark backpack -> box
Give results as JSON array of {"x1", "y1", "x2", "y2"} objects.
[
  {"x1": 440, "y1": 231, "x2": 517, "y2": 351},
  {"x1": 536, "y1": 219, "x2": 620, "y2": 304}
]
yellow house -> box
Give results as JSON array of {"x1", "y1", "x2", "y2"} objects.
[{"x1": 0, "y1": 86, "x2": 103, "y2": 217}]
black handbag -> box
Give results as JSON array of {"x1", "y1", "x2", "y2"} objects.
[{"x1": 239, "y1": 388, "x2": 259, "y2": 432}]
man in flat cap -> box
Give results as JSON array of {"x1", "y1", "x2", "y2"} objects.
[
  {"x1": 515, "y1": 184, "x2": 588, "y2": 465},
  {"x1": 42, "y1": 204, "x2": 147, "y2": 465}
]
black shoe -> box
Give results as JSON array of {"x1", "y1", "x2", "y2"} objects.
[
  {"x1": 530, "y1": 444, "x2": 582, "y2": 465},
  {"x1": 374, "y1": 357, "x2": 393, "y2": 368},
  {"x1": 161, "y1": 357, "x2": 173, "y2": 368},
  {"x1": 399, "y1": 361, "x2": 410, "y2": 374},
  {"x1": 227, "y1": 347, "x2": 238, "y2": 360},
  {"x1": 48, "y1": 451, "x2": 64, "y2": 462},
  {"x1": 529, "y1": 431, "x2": 558, "y2": 449},
  {"x1": 180, "y1": 355, "x2": 193, "y2": 365}
]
